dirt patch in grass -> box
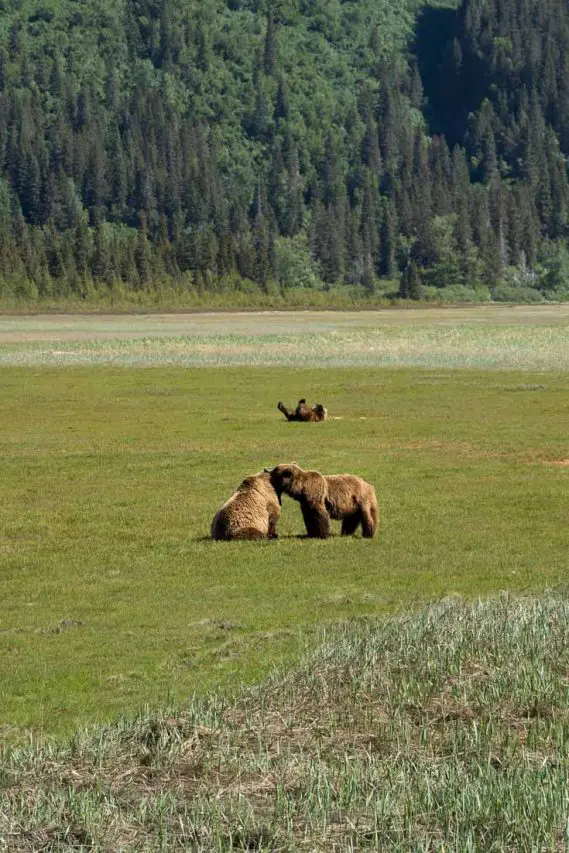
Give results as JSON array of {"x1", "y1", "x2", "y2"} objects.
[{"x1": 0, "y1": 619, "x2": 86, "y2": 636}]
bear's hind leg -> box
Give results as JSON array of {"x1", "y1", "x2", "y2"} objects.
[
  {"x1": 232, "y1": 528, "x2": 269, "y2": 540},
  {"x1": 341, "y1": 513, "x2": 361, "y2": 536},
  {"x1": 278, "y1": 401, "x2": 294, "y2": 421},
  {"x1": 361, "y1": 506, "x2": 377, "y2": 538}
]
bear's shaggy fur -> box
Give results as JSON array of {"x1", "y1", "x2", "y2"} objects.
[
  {"x1": 277, "y1": 399, "x2": 328, "y2": 422},
  {"x1": 211, "y1": 472, "x2": 281, "y2": 541},
  {"x1": 265, "y1": 463, "x2": 378, "y2": 539}
]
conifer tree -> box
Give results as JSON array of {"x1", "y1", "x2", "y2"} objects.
[
  {"x1": 263, "y1": 11, "x2": 277, "y2": 77},
  {"x1": 135, "y1": 213, "x2": 152, "y2": 285}
]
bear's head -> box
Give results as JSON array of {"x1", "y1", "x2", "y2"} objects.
[
  {"x1": 264, "y1": 463, "x2": 301, "y2": 498},
  {"x1": 239, "y1": 471, "x2": 272, "y2": 490},
  {"x1": 312, "y1": 403, "x2": 327, "y2": 420}
]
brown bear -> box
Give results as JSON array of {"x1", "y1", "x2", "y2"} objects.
[
  {"x1": 265, "y1": 463, "x2": 378, "y2": 539},
  {"x1": 277, "y1": 399, "x2": 328, "y2": 422},
  {"x1": 211, "y1": 472, "x2": 281, "y2": 541}
]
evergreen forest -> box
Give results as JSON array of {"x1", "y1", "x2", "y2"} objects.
[{"x1": 1, "y1": 0, "x2": 569, "y2": 305}]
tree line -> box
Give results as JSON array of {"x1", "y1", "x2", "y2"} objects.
[{"x1": 0, "y1": 0, "x2": 568, "y2": 304}]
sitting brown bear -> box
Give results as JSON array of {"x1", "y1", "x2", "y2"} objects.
[
  {"x1": 265, "y1": 463, "x2": 378, "y2": 539},
  {"x1": 278, "y1": 399, "x2": 328, "y2": 422},
  {"x1": 211, "y1": 472, "x2": 281, "y2": 541}
]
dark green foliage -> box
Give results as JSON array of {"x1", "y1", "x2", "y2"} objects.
[{"x1": 0, "y1": 0, "x2": 568, "y2": 302}]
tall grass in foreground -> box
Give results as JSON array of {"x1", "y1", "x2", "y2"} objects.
[{"x1": 2, "y1": 594, "x2": 569, "y2": 851}]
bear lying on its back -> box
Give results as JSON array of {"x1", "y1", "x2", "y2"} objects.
[
  {"x1": 211, "y1": 472, "x2": 281, "y2": 541},
  {"x1": 278, "y1": 399, "x2": 328, "y2": 422},
  {"x1": 265, "y1": 463, "x2": 378, "y2": 539}
]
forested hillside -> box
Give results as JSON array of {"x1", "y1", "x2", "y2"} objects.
[{"x1": 0, "y1": 0, "x2": 568, "y2": 304}]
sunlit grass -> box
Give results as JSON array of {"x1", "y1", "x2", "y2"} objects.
[
  {"x1": 1, "y1": 324, "x2": 569, "y2": 370},
  {"x1": 1, "y1": 309, "x2": 569, "y2": 847},
  {"x1": 1, "y1": 306, "x2": 569, "y2": 370},
  {"x1": 1, "y1": 364, "x2": 568, "y2": 739},
  {"x1": 3, "y1": 594, "x2": 569, "y2": 851}
]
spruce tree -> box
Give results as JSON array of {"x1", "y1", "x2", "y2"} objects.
[{"x1": 263, "y1": 11, "x2": 277, "y2": 77}]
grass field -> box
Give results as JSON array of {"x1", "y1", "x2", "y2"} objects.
[
  {"x1": 4, "y1": 595, "x2": 569, "y2": 851},
  {"x1": 1, "y1": 307, "x2": 568, "y2": 744},
  {"x1": 1, "y1": 305, "x2": 569, "y2": 370}
]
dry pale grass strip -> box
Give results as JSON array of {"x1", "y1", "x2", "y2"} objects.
[{"x1": 1, "y1": 323, "x2": 569, "y2": 369}]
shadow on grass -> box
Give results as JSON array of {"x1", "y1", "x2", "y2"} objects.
[{"x1": 195, "y1": 534, "x2": 344, "y2": 542}]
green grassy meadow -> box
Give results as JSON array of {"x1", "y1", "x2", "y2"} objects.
[{"x1": 1, "y1": 308, "x2": 568, "y2": 741}]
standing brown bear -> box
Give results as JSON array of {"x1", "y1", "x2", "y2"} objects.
[
  {"x1": 211, "y1": 472, "x2": 281, "y2": 541},
  {"x1": 277, "y1": 399, "x2": 328, "y2": 422},
  {"x1": 265, "y1": 463, "x2": 378, "y2": 539}
]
